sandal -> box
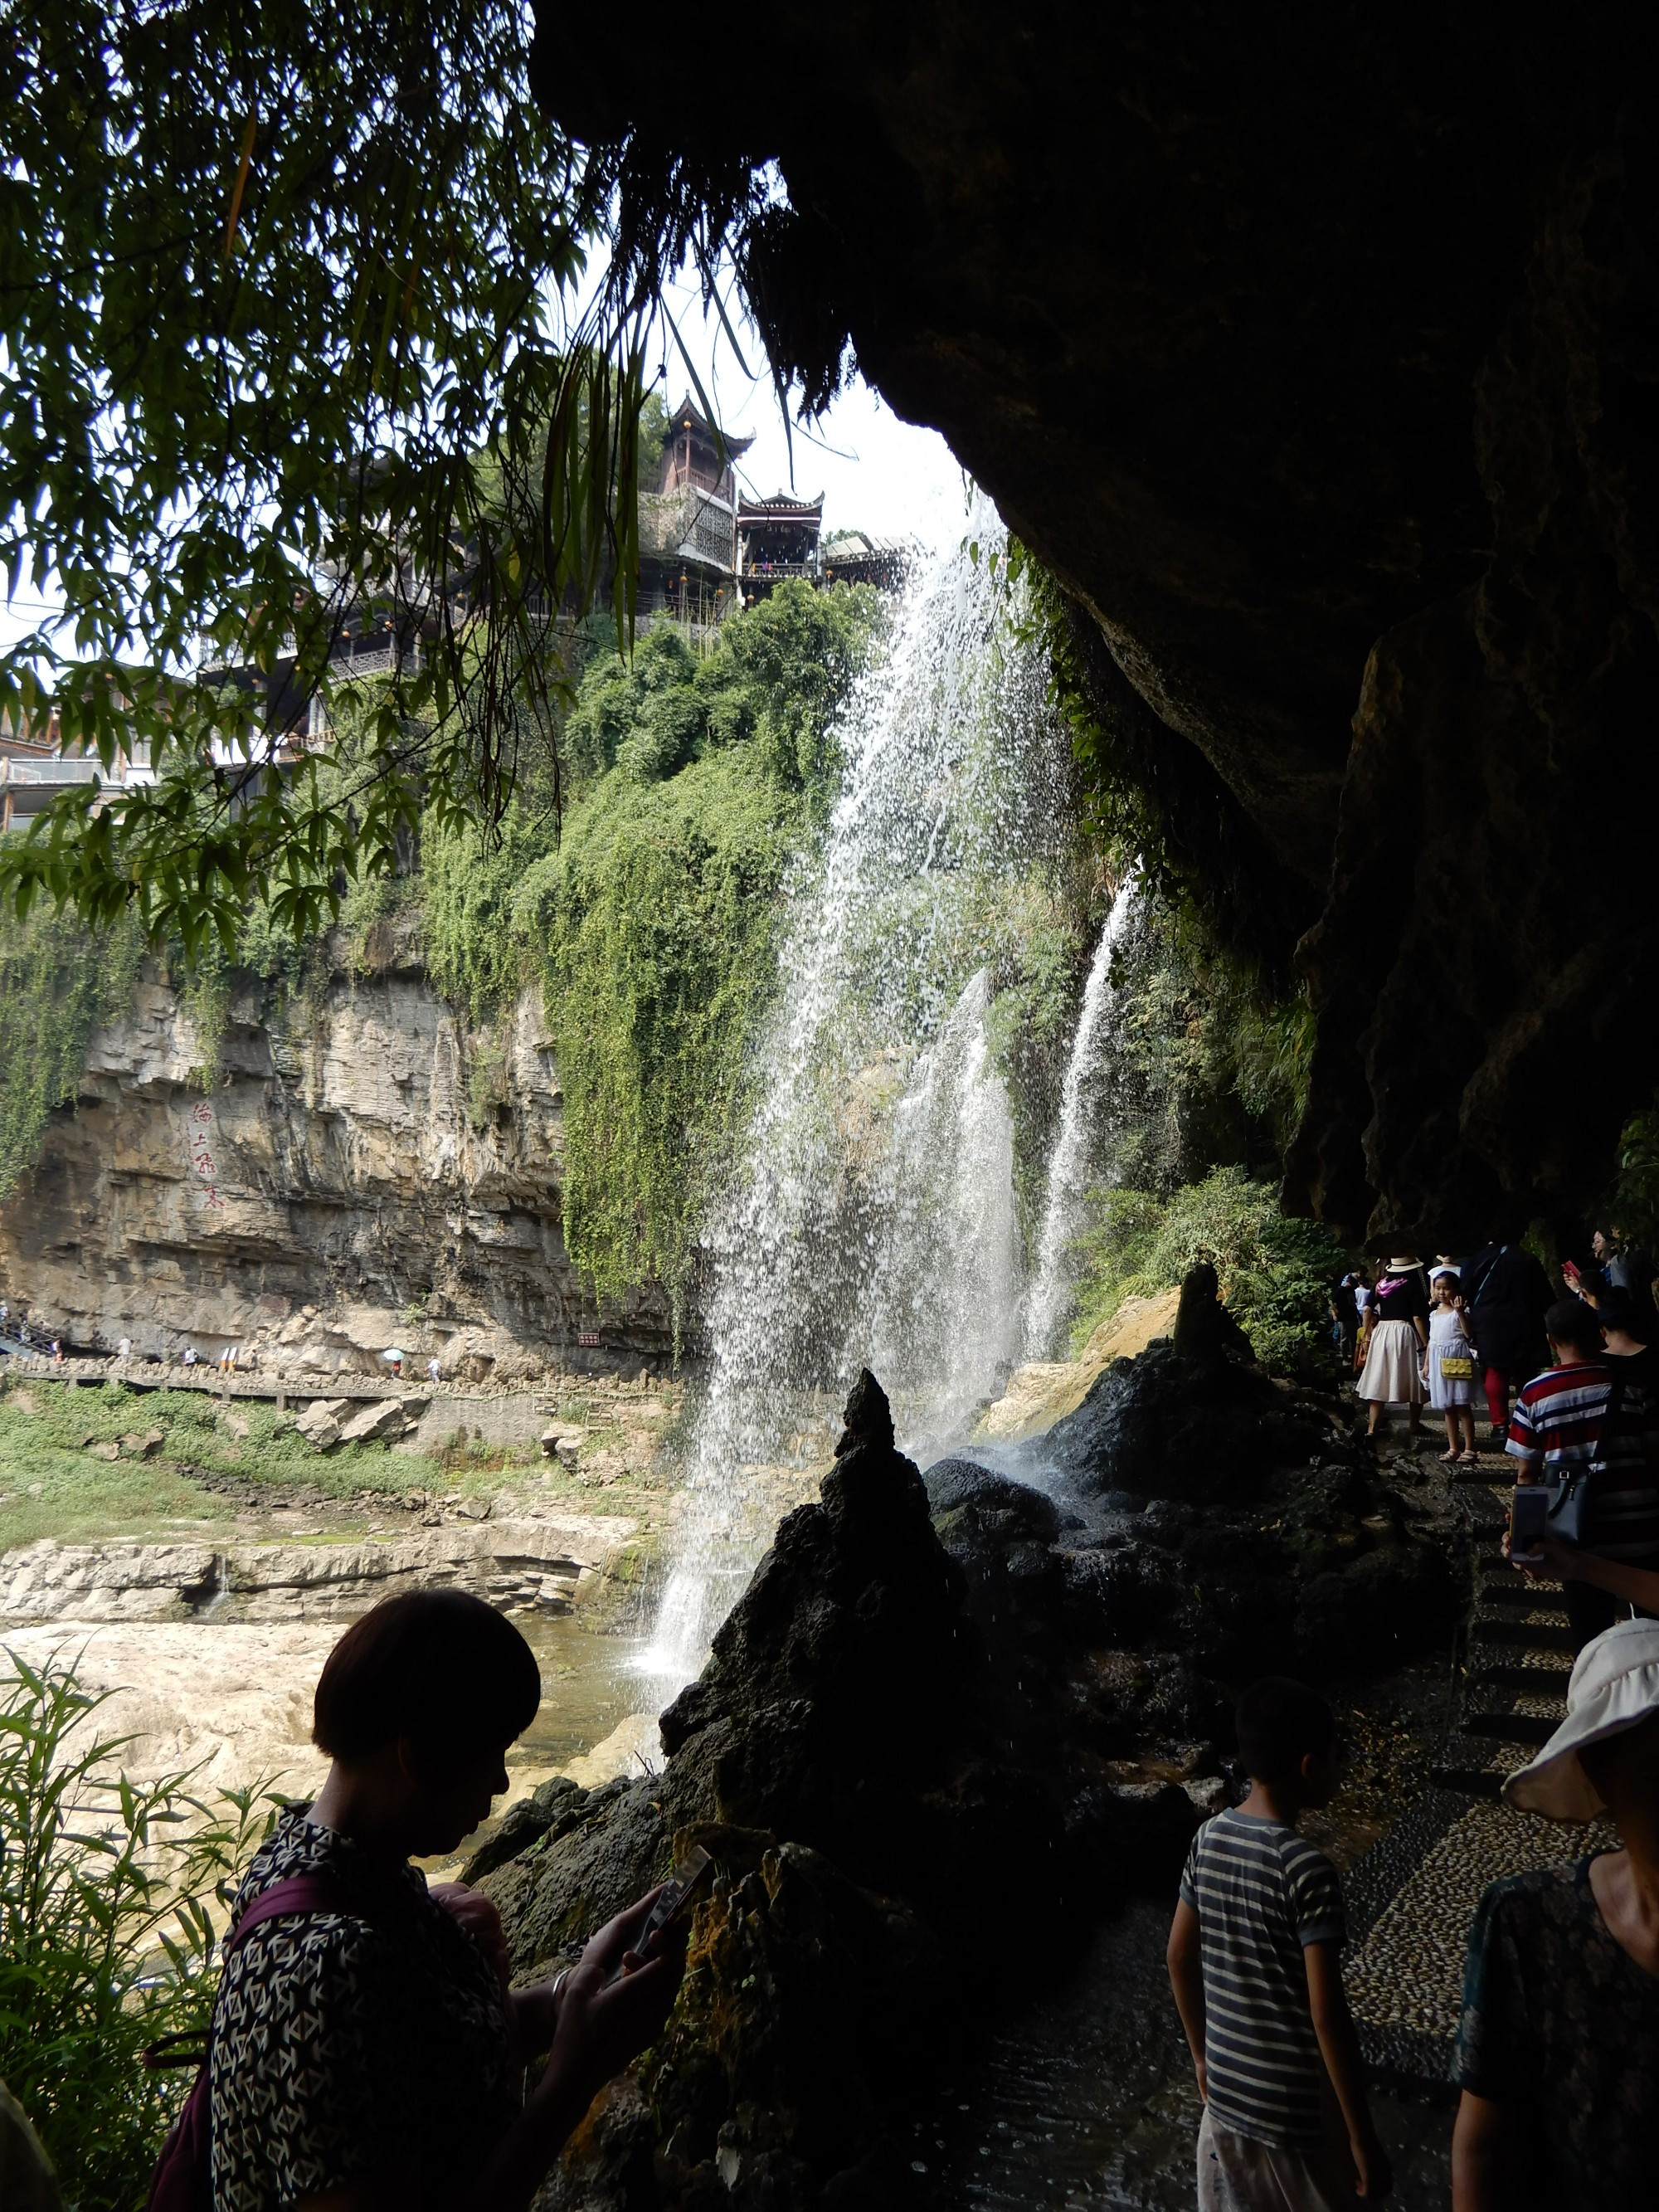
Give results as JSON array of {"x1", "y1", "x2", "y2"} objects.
[
  {"x1": 1457, "y1": 1449, "x2": 1480, "y2": 1465},
  {"x1": 1438, "y1": 1448, "x2": 1460, "y2": 1463}
]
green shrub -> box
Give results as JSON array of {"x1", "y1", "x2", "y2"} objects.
[
  {"x1": 1068, "y1": 1164, "x2": 1349, "y2": 1376},
  {"x1": 0, "y1": 1650, "x2": 272, "y2": 2210}
]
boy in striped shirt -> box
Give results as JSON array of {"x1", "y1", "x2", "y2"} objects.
[{"x1": 1167, "y1": 1678, "x2": 1390, "y2": 2208}]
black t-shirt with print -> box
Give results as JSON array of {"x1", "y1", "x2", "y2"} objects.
[
  {"x1": 1371, "y1": 1269, "x2": 1428, "y2": 1328},
  {"x1": 1455, "y1": 1855, "x2": 1659, "y2": 2211},
  {"x1": 210, "y1": 1806, "x2": 516, "y2": 2212}
]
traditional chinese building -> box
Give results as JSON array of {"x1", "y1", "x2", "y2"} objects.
[
  {"x1": 637, "y1": 398, "x2": 754, "y2": 623},
  {"x1": 737, "y1": 491, "x2": 825, "y2": 600}
]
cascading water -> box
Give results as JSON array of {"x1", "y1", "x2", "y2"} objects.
[
  {"x1": 642, "y1": 514, "x2": 1067, "y2": 1684},
  {"x1": 1020, "y1": 873, "x2": 1141, "y2": 1360}
]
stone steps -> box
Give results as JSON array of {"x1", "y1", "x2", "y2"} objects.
[
  {"x1": 1457, "y1": 1708, "x2": 1560, "y2": 1747},
  {"x1": 1470, "y1": 1615, "x2": 1577, "y2": 1652},
  {"x1": 1472, "y1": 1660, "x2": 1572, "y2": 1690}
]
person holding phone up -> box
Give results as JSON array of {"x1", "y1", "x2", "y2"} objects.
[
  {"x1": 188, "y1": 1591, "x2": 688, "y2": 2212},
  {"x1": 1506, "y1": 1299, "x2": 1659, "y2": 1651}
]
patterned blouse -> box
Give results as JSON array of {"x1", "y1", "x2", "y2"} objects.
[
  {"x1": 210, "y1": 1807, "x2": 517, "y2": 2211},
  {"x1": 1455, "y1": 1854, "x2": 1659, "y2": 2209}
]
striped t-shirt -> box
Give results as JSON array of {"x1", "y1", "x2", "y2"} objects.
[
  {"x1": 1179, "y1": 1809, "x2": 1345, "y2": 2150},
  {"x1": 1507, "y1": 1361, "x2": 1659, "y2": 1560}
]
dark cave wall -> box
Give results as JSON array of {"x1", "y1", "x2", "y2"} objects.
[{"x1": 530, "y1": 1, "x2": 1659, "y2": 1242}]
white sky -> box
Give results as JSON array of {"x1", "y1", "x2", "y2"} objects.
[
  {"x1": 0, "y1": 261, "x2": 971, "y2": 664},
  {"x1": 649, "y1": 270, "x2": 970, "y2": 549}
]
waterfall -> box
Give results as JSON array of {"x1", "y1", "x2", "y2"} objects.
[
  {"x1": 641, "y1": 514, "x2": 1067, "y2": 1685},
  {"x1": 1021, "y1": 874, "x2": 1140, "y2": 1360}
]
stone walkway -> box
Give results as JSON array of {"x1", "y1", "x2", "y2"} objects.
[{"x1": 1345, "y1": 1462, "x2": 1610, "y2": 2088}]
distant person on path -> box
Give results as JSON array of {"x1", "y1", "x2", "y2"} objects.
[
  {"x1": 182, "y1": 1344, "x2": 198, "y2": 1368},
  {"x1": 1451, "y1": 1619, "x2": 1659, "y2": 2210},
  {"x1": 1330, "y1": 1274, "x2": 1360, "y2": 1371},
  {"x1": 1423, "y1": 1271, "x2": 1481, "y2": 1464},
  {"x1": 426, "y1": 1356, "x2": 442, "y2": 1385},
  {"x1": 1463, "y1": 1235, "x2": 1552, "y2": 1446},
  {"x1": 1594, "y1": 1221, "x2": 1658, "y2": 1303},
  {"x1": 1507, "y1": 1298, "x2": 1659, "y2": 1651},
  {"x1": 194, "y1": 1590, "x2": 685, "y2": 2212},
  {"x1": 1168, "y1": 1678, "x2": 1392, "y2": 2209},
  {"x1": 117, "y1": 1335, "x2": 132, "y2": 1362},
  {"x1": 1356, "y1": 1255, "x2": 1428, "y2": 1442}
]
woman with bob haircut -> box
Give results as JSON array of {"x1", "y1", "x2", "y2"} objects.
[{"x1": 206, "y1": 1588, "x2": 684, "y2": 2212}]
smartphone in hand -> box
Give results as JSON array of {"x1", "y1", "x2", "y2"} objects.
[
  {"x1": 1510, "y1": 1484, "x2": 1549, "y2": 1560},
  {"x1": 606, "y1": 1848, "x2": 714, "y2": 1984}
]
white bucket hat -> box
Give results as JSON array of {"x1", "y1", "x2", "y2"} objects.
[{"x1": 1503, "y1": 1617, "x2": 1659, "y2": 1820}]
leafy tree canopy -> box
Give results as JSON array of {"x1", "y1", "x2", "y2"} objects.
[{"x1": 0, "y1": 0, "x2": 670, "y2": 957}]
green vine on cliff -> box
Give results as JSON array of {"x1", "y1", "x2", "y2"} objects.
[
  {"x1": 426, "y1": 582, "x2": 884, "y2": 1324},
  {"x1": 0, "y1": 905, "x2": 144, "y2": 1201}
]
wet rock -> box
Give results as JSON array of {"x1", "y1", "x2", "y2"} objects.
[
  {"x1": 486, "y1": 1776, "x2": 669, "y2": 1972},
  {"x1": 1046, "y1": 1337, "x2": 1327, "y2": 1500},
  {"x1": 921, "y1": 1456, "x2": 1060, "y2": 1539}
]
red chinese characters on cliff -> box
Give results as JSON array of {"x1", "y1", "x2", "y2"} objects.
[{"x1": 187, "y1": 1099, "x2": 226, "y2": 1210}]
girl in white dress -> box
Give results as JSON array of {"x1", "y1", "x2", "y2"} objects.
[{"x1": 1423, "y1": 1269, "x2": 1481, "y2": 1464}]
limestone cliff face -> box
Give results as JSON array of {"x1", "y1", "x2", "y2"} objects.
[
  {"x1": 530, "y1": 3, "x2": 1659, "y2": 1240},
  {"x1": 0, "y1": 933, "x2": 672, "y2": 1371}
]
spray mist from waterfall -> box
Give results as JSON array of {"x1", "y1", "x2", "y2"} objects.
[{"x1": 641, "y1": 516, "x2": 1073, "y2": 1686}]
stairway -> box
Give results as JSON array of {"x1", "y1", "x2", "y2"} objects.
[
  {"x1": 1433, "y1": 1469, "x2": 1573, "y2": 1796},
  {"x1": 1343, "y1": 1453, "x2": 1604, "y2": 2089}
]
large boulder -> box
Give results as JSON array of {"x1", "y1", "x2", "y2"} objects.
[{"x1": 1045, "y1": 1337, "x2": 1327, "y2": 1500}]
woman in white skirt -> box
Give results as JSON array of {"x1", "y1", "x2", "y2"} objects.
[
  {"x1": 1358, "y1": 1253, "x2": 1429, "y2": 1439},
  {"x1": 1423, "y1": 1268, "x2": 1481, "y2": 1464}
]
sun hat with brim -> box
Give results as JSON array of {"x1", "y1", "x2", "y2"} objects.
[{"x1": 1503, "y1": 1617, "x2": 1659, "y2": 1820}]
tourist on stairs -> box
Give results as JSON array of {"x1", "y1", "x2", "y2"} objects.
[
  {"x1": 1507, "y1": 1298, "x2": 1659, "y2": 1652},
  {"x1": 1463, "y1": 1233, "x2": 1551, "y2": 1448},
  {"x1": 1167, "y1": 1678, "x2": 1391, "y2": 2209},
  {"x1": 1423, "y1": 1270, "x2": 1481, "y2": 1464},
  {"x1": 1355, "y1": 1254, "x2": 1428, "y2": 1446},
  {"x1": 1451, "y1": 1620, "x2": 1659, "y2": 2211},
  {"x1": 185, "y1": 1590, "x2": 684, "y2": 2212}
]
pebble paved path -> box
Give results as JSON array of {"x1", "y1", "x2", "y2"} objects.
[{"x1": 1343, "y1": 1455, "x2": 1612, "y2": 2085}]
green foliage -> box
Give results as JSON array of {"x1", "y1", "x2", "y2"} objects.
[
  {"x1": 1095, "y1": 884, "x2": 1314, "y2": 1195},
  {"x1": 523, "y1": 750, "x2": 805, "y2": 1322},
  {"x1": 0, "y1": 0, "x2": 654, "y2": 955},
  {"x1": 1068, "y1": 1165, "x2": 1349, "y2": 1376},
  {"x1": 0, "y1": 1380, "x2": 448, "y2": 1552},
  {"x1": 1608, "y1": 1098, "x2": 1659, "y2": 1254},
  {"x1": 0, "y1": 904, "x2": 144, "y2": 1200},
  {"x1": 0, "y1": 1650, "x2": 273, "y2": 2210},
  {"x1": 414, "y1": 582, "x2": 884, "y2": 1317}
]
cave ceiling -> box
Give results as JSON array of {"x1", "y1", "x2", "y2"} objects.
[{"x1": 530, "y1": 2, "x2": 1659, "y2": 1245}]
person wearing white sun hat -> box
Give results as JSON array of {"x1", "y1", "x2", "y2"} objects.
[{"x1": 1450, "y1": 1617, "x2": 1659, "y2": 2208}]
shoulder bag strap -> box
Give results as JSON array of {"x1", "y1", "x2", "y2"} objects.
[
  {"x1": 143, "y1": 1873, "x2": 362, "y2": 2074},
  {"x1": 223, "y1": 1870, "x2": 362, "y2": 1955}
]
